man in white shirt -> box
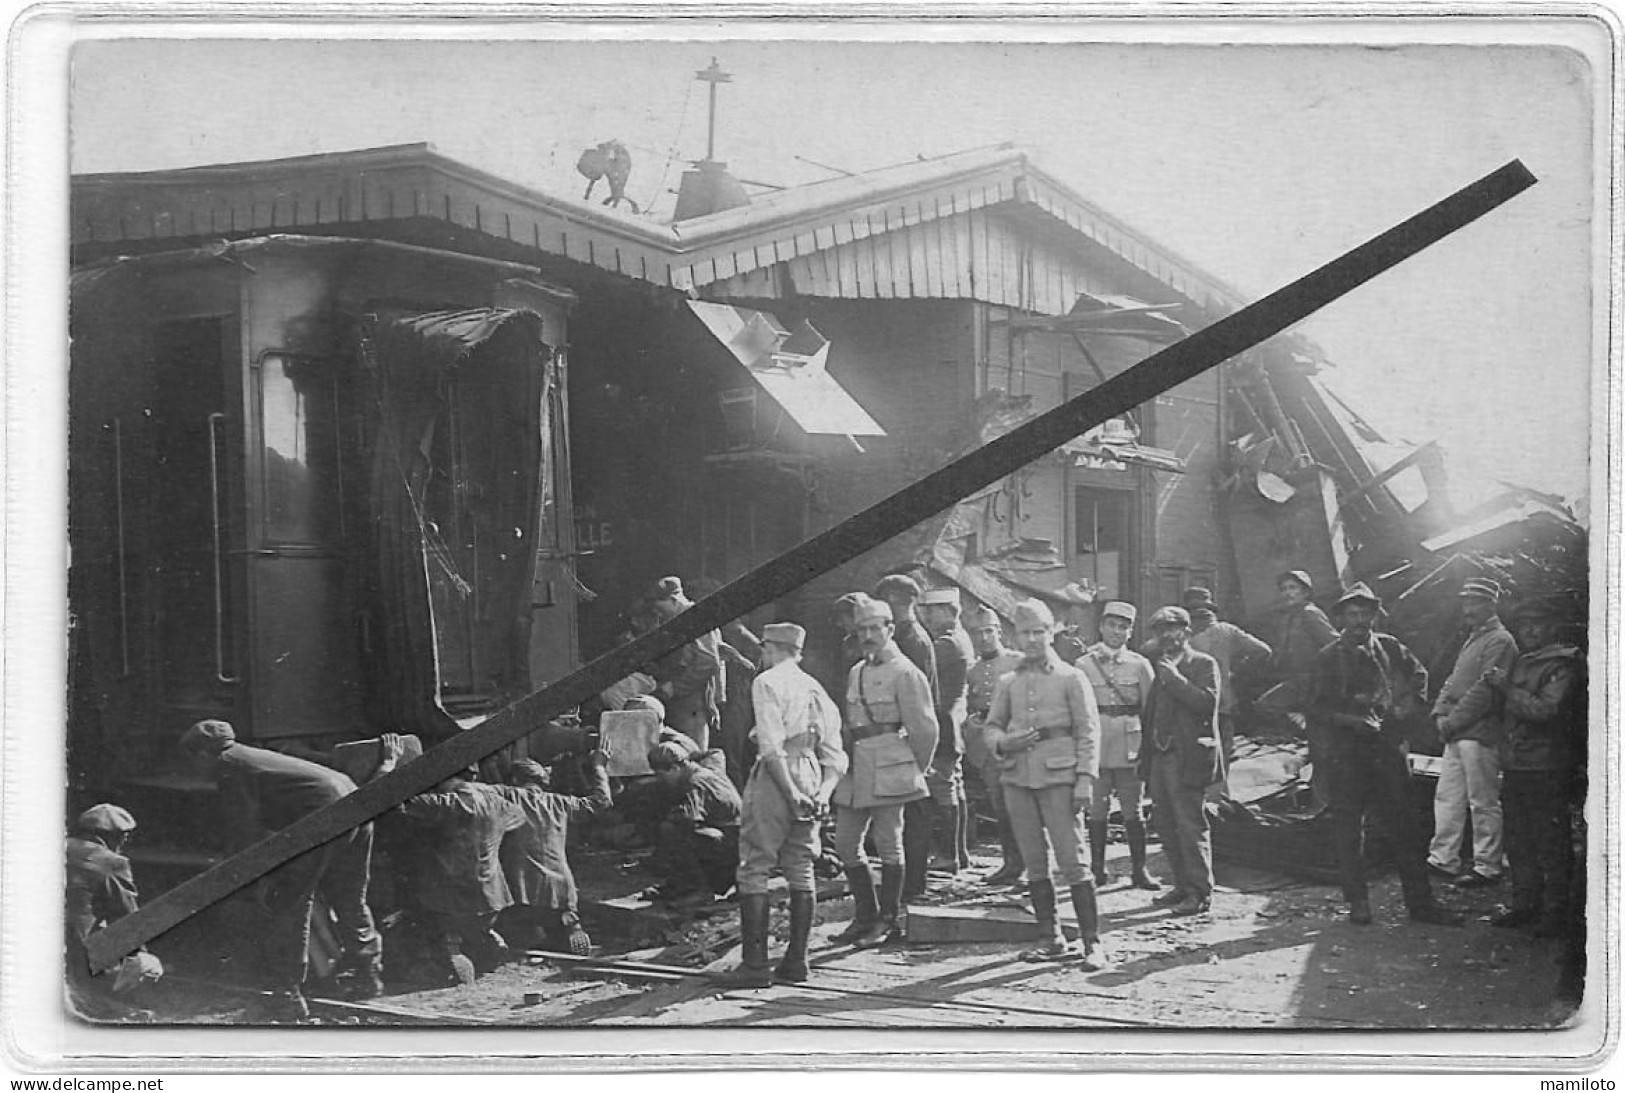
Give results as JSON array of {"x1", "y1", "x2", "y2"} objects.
[{"x1": 722, "y1": 622, "x2": 848, "y2": 987}]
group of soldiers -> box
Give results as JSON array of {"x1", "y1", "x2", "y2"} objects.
[{"x1": 66, "y1": 568, "x2": 1585, "y2": 1018}]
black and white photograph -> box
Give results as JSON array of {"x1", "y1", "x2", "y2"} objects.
[{"x1": 5, "y1": 7, "x2": 1616, "y2": 1073}]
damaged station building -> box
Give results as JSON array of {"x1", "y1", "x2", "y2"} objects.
[{"x1": 68, "y1": 112, "x2": 1586, "y2": 938}]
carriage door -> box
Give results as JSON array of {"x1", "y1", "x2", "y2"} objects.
[{"x1": 247, "y1": 353, "x2": 363, "y2": 737}]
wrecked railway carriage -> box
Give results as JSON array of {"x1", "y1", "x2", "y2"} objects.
[{"x1": 69, "y1": 141, "x2": 1585, "y2": 896}]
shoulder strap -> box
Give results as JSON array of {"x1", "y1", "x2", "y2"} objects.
[{"x1": 1086, "y1": 650, "x2": 1140, "y2": 708}]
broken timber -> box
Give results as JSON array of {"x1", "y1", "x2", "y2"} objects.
[{"x1": 88, "y1": 159, "x2": 1537, "y2": 972}]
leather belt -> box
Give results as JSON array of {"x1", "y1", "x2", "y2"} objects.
[
  {"x1": 851, "y1": 723, "x2": 902, "y2": 741},
  {"x1": 1097, "y1": 704, "x2": 1140, "y2": 717},
  {"x1": 1036, "y1": 725, "x2": 1074, "y2": 741}
]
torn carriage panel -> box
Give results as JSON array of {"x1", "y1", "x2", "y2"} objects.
[{"x1": 685, "y1": 300, "x2": 886, "y2": 439}]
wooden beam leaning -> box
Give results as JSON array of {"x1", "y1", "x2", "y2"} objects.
[{"x1": 87, "y1": 159, "x2": 1536, "y2": 973}]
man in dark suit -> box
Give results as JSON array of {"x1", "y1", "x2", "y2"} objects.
[{"x1": 1139, "y1": 606, "x2": 1222, "y2": 916}]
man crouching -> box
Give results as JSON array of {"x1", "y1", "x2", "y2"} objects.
[{"x1": 983, "y1": 599, "x2": 1108, "y2": 967}]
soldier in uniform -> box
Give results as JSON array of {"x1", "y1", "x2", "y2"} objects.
[
  {"x1": 65, "y1": 804, "x2": 164, "y2": 1018},
  {"x1": 873, "y1": 574, "x2": 942, "y2": 903},
  {"x1": 1076, "y1": 602, "x2": 1160, "y2": 890},
  {"x1": 722, "y1": 622, "x2": 848, "y2": 987},
  {"x1": 983, "y1": 599, "x2": 1107, "y2": 967},
  {"x1": 963, "y1": 603, "x2": 1026, "y2": 885},
  {"x1": 829, "y1": 594, "x2": 938, "y2": 949},
  {"x1": 649, "y1": 576, "x2": 725, "y2": 750},
  {"x1": 920, "y1": 587, "x2": 974, "y2": 873}
]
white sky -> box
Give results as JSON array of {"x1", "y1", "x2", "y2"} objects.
[{"x1": 68, "y1": 26, "x2": 1605, "y2": 509}]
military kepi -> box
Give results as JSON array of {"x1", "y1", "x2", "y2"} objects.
[
  {"x1": 1458, "y1": 577, "x2": 1502, "y2": 601},
  {"x1": 762, "y1": 622, "x2": 807, "y2": 651},
  {"x1": 1101, "y1": 601, "x2": 1137, "y2": 623},
  {"x1": 919, "y1": 588, "x2": 960, "y2": 607},
  {"x1": 1012, "y1": 598, "x2": 1055, "y2": 628}
]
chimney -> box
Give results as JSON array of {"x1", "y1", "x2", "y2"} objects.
[{"x1": 673, "y1": 160, "x2": 751, "y2": 221}]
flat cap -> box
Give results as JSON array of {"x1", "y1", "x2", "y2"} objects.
[
  {"x1": 647, "y1": 741, "x2": 690, "y2": 771},
  {"x1": 1458, "y1": 577, "x2": 1503, "y2": 601},
  {"x1": 963, "y1": 603, "x2": 1000, "y2": 629},
  {"x1": 1277, "y1": 570, "x2": 1314, "y2": 592},
  {"x1": 1100, "y1": 601, "x2": 1138, "y2": 623},
  {"x1": 1148, "y1": 605, "x2": 1192, "y2": 629},
  {"x1": 1182, "y1": 587, "x2": 1216, "y2": 608},
  {"x1": 850, "y1": 594, "x2": 893, "y2": 625},
  {"x1": 652, "y1": 575, "x2": 688, "y2": 601},
  {"x1": 874, "y1": 573, "x2": 922, "y2": 600},
  {"x1": 621, "y1": 694, "x2": 666, "y2": 719},
  {"x1": 509, "y1": 759, "x2": 552, "y2": 787},
  {"x1": 1334, "y1": 582, "x2": 1382, "y2": 611},
  {"x1": 1012, "y1": 599, "x2": 1056, "y2": 628},
  {"x1": 762, "y1": 622, "x2": 806, "y2": 650},
  {"x1": 179, "y1": 719, "x2": 236, "y2": 753},
  {"x1": 919, "y1": 588, "x2": 961, "y2": 608},
  {"x1": 76, "y1": 803, "x2": 137, "y2": 834}
]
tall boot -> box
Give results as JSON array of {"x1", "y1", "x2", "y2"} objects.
[
  {"x1": 774, "y1": 890, "x2": 816, "y2": 982},
  {"x1": 856, "y1": 863, "x2": 905, "y2": 949},
  {"x1": 1021, "y1": 877, "x2": 1072, "y2": 961},
  {"x1": 1125, "y1": 816, "x2": 1160, "y2": 890},
  {"x1": 717, "y1": 892, "x2": 773, "y2": 988},
  {"x1": 931, "y1": 803, "x2": 963, "y2": 874},
  {"x1": 831, "y1": 866, "x2": 878, "y2": 945},
  {"x1": 986, "y1": 811, "x2": 1025, "y2": 886},
  {"x1": 1068, "y1": 881, "x2": 1109, "y2": 970},
  {"x1": 903, "y1": 800, "x2": 934, "y2": 898},
  {"x1": 1088, "y1": 820, "x2": 1110, "y2": 887}
]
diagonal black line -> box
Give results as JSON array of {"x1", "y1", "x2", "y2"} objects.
[{"x1": 87, "y1": 159, "x2": 1535, "y2": 972}]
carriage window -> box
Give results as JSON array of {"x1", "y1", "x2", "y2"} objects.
[{"x1": 260, "y1": 355, "x2": 342, "y2": 545}]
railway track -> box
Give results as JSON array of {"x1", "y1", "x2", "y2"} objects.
[{"x1": 528, "y1": 949, "x2": 1163, "y2": 1027}]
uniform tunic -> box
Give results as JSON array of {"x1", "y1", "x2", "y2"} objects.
[
  {"x1": 832, "y1": 641, "x2": 937, "y2": 867},
  {"x1": 928, "y1": 624, "x2": 974, "y2": 802},
  {"x1": 983, "y1": 650, "x2": 1101, "y2": 886},
  {"x1": 965, "y1": 648, "x2": 1025, "y2": 789},
  {"x1": 738, "y1": 658, "x2": 848, "y2": 893},
  {"x1": 1077, "y1": 642, "x2": 1155, "y2": 820}
]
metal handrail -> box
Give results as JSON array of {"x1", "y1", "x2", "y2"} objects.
[{"x1": 207, "y1": 412, "x2": 239, "y2": 683}]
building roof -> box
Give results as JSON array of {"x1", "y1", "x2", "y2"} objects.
[{"x1": 73, "y1": 142, "x2": 1247, "y2": 315}]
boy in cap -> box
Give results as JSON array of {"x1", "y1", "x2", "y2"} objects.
[
  {"x1": 983, "y1": 599, "x2": 1107, "y2": 966},
  {"x1": 963, "y1": 603, "x2": 1026, "y2": 885},
  {"x1": 1308, "y1": 584, "x2": 1462, "y2": 926},
  {"x1": 1481, "y1": 597, "x2": 1586, "y2": 935},
  {"x1": 722, "y1": 622, "x2": 848, "y2": 987},
  {"x1": 1427, "y1": 576, "x2": 1518, "y2": 887},
  {"x1": 920, "y1": 587, "x2": 974, "y2": 873},
  {"x1": 65, "y1": 804, "x2": 163, "y2": 1018},
  {"x1": 830, "y1": 594, "x2": 938, "y2": 948},
  {"x1": 1140, "y1": 606, "x2": 1222, "y2": 915},
  {"x1": 642, "y1": 739, "x2": 743, "y2": 910},
  {"x1": 649, "y1": 576, "x2": 725, "y2": 750},
  {"x1": 495, "y1": 751, "x2": 613, "y2": 956},
  {"x1": 179, "y1": 720, "x2": 384, "y2": 1019},
  {"x1": 1077, "y1": 602, "x2": 1159, "y2": 890}
]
